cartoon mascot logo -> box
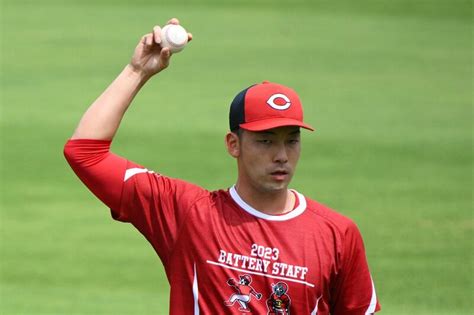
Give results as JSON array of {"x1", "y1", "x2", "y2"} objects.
[
  {"x1": 224, "y1": 274, "x2": 262, "y2": 313},
  {"x1": 266, "y1": 282, "x2": 291, "y2": 315}
]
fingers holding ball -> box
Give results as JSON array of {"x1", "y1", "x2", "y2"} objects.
[
  {"x1": 155, "y1": 18, "x2": 191, "y2": 53},
  {"x1": 141, "y1": 33, "x2": 154, "y2": 46},
  {"x1": 160, "y1": 24, "x2": 188, "y2": 53}
]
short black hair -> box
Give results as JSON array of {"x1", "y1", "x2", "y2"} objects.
[{"x1": 232, "y1": 128, "x2": 243, "y2": 138}]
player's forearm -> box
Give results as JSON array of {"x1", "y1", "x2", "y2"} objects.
[{"x1": 71, "y1": 65, "x2": 150, "y2": 140}]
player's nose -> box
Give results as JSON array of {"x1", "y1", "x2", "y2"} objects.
[{"x1": 273, "y1": 143, "x2": 288, "y2": 164}]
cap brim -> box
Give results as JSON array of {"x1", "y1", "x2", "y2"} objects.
[{"x1": 239, "y1": 118, "x2": 314, "y2": 131}]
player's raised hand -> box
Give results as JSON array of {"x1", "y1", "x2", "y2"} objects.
[{"x1": 129, "y1": 18, "x2": 193, "y2": 78}]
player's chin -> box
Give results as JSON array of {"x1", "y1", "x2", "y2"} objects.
[{"x1": 263, "y1": 179, "x2": 290, "y2": 191}]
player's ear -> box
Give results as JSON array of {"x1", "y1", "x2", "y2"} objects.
[{"x1": 225, "y1": 131, "x2": 240, "y2": 158}]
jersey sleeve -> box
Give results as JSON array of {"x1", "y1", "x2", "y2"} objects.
[
  {"x1": 63, "y1": 139, "x2": 207, "y2": 265},
  {"x1": 330, "y1": 221, "x2": 381, "y2": 315}
]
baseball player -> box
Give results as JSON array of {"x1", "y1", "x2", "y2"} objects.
[
  {"x1": 225, "y1": 274, "x2": 262, "y2": 312},
  {"x1": 64, "y1": 18, "x2": 381, "y2": 314}
]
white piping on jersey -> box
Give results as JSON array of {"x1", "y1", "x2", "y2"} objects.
[
  {"x1": 229, "y1": 185, "x2": 307, "y2": 221},
  {"x1": 365, "y1": 278, "x2": 377, "y2": 314},
  {"x1": 206, "y1": 260, "x2": 315, "y2": 288},
  {"x1": 193, "y1": 263, "x2": 199, "y2": 315},
  {"x1": 311, "y1": 295, "x2": 323, "y2": 315},
  {"x1": 123, "y1": 168, "x2": 155, "y2": 182}
]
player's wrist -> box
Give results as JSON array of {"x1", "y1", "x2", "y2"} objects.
[{"x1": 124, "y1": 63, "x2": 154, "y2": 82}]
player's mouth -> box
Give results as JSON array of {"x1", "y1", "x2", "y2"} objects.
[{"x1": 270, "y1": 169, "x2": 289, "y2": 181}]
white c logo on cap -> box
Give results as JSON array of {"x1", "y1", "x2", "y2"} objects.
[{"x1": 267, "y1": 93, "x2": 291, "y2": 110}]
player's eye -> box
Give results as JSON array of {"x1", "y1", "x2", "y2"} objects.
[
  {"x1": 257, "y1": 139, "x2": 272, "y2": 145},
  {"x1": 288, "y1": 139, "x2": 299, "y2": 144}
]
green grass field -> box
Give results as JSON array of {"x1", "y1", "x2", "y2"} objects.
[{"x1": 1, "y1": 0, "x2": 472, "y2": 314}]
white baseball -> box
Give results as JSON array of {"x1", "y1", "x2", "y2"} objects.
[{"x1": 160, "y1": 24, "x2": 188, "y2": 53}]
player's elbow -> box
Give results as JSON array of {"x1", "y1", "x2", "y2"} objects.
[
  {"x1": 63, "y1": 140, "x2": 77, "y2": 166},
  {"x1": 63, "y1": 139, "x2": 111, "y2": 168}
]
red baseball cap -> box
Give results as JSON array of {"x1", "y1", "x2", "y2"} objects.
[{"x1": 229, "y1": 81, "x2": 314, "y2": 132}]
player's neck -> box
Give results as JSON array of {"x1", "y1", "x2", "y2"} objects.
[{"x1": 234, "y1": 182, "x2": 295, "y2": 215}]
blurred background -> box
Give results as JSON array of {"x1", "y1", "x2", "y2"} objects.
[{"x1": 1, "y1": 0, "x2": 472, "y2": 314}]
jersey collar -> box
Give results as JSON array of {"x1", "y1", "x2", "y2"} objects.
[{"x1": 229, "y1": 185, "x2": 307, "y2": 221}]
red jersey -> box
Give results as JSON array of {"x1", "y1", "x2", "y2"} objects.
[{"x1": 64, "y1": 139, "x2": 380, "y2": 314}]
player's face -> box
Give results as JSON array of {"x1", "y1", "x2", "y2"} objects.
[{"x1": 236, "y1": 126, "x2": 301, "y2": 193}]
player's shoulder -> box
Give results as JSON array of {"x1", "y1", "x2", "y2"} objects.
[
  {"x1": 302, "y1": 194, "x2": 359, "y2": 233},
  {"x1": 165, "y1": 176, "x2": 212, "y2": 201},
  {"x1": 208, "y1": 187, "x2": 232, "y2": 203},
  {"x1": 132, "y1": 170, "x2": 212, "y2": 203}
]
